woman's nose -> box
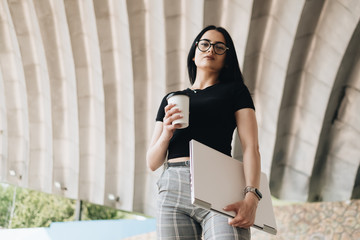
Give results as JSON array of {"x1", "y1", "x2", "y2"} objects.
[{"x1": 207, "y1": 45, "x2": 215, "y2": 54}]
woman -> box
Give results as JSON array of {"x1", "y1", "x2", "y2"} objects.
[{"x1": 147, "y1": 25, "x2": 261, "y2": 239}]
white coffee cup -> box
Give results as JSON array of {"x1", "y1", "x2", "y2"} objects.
[{"x1": 166, "y1": 93, "x2": 190, "y2": 129}]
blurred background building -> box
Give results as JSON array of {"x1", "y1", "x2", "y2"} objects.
[{"x1": 0, "y1": 0, "x2": 359, "y2": 219}]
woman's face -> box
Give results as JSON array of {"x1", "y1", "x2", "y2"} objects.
[{"x1": 193, "y1": 30, "x2": 227, "y2": 74}]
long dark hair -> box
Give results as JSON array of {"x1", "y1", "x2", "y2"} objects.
[{"x1": 187, "y1": 25, "x2": 244, "y2": 85}]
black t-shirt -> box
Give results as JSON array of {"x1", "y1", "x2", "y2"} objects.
[{"x1": 156, "y1": 80, "x2": 255, "y2": 160}]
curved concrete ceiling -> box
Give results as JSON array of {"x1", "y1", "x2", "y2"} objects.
[{"x1": 0, "y1": 0, "x2": 359, "y2": 216}]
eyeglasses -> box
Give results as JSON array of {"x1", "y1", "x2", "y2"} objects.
[{"x1": 196, "y1": 39, "x2": 229, "y2": 55}]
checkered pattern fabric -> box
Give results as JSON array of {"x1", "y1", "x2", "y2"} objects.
[{"x1": 156, "y1": 165, "x2": 250, "y2": 240}]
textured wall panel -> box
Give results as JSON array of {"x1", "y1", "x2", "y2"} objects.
[
  {"x1": 126, "y1": 0, "x2": 150, "y2": 213},
  {"x1": 64, "y1": 0, "x2": 106, "y2": 205},
  {"x1": 0, "y1": 68, "x2": 7, "y2": 182},
  {"x1": 0, "y1": 0, "x2": 29, "y2": 187},
  {"x1": 94, "y1": 0, "x2": 135, "y2": 212},
  {"x1": 274, "y1": 0, "x2": 360, "y2": 201},
  {"x1": 8, "y1": 0, "x2": 53, "y2": 193},
  {"x1": 33, "y1": 0, "x2": 80, "y2": 199}
]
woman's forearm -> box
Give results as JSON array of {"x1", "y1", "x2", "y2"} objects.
[
  {"x1": 242, "y1": 146, "x2": 261, "y2": 189},
  {"x1": 146, "y1": 135, "x2": 169, "y2": 171},
  {"x1": 235, "y1": 109, "x2": 261, "y2": 190}
]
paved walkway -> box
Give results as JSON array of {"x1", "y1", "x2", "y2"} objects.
[{"x1": 125, "y1": 200, "x2": 360, "y2": 239}]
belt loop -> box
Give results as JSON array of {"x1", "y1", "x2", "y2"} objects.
[{"x1": 167, "y1": 160, "x2": 190, "y2": 167}]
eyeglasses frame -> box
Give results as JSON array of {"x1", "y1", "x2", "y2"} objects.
[{"x1": 195, "y1": 39, "x2": 229, "y2": 55}]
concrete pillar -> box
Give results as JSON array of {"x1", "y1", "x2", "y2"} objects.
[
  {"x1": 64, "y1": 0, "x2": 106, "y2": 205},
  {"x1": 33, "y1": 0, "x2": 79, "y2": 199},
  {"x1": 8, "y1": 0, "x2": 53, "y2": 193},
  {"x1": 0, "y1": 0, "x2": 29, "y2": 187},
  {"x1": 94, "y1": 0, "x2": 135, "y2": 211}
]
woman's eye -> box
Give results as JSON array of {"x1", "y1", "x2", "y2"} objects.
[{"x1": 216, "y1": 45, "x2": 225, "y2": 51}]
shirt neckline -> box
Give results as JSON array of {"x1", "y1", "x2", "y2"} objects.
[{"x1": 187, "y1": 82, "x2": 221, "y2": 93}]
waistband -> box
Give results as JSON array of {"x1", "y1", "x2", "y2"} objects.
[{"x1": 167, "y1": 160, "x2": 190, "y2": 167}]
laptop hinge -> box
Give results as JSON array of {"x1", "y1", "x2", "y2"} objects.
[
  {"x1": 263, "y1": 224, "x2": 277, "y2": 235},
  {"x1": 193, "y1": 198, "x2": 211, "y2": 210}
]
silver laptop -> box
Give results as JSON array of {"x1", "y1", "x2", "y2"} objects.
[{"x1": 189, "y1": 139, "x2": 277, "y2": 235}]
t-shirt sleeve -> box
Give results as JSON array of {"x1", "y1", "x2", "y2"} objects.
[
  {"x1": 155, "y1": 95, "x2": 168, "y2": 122},
  {"x1": 232, "y1": 82, "x2": 255, "y2": 111}
]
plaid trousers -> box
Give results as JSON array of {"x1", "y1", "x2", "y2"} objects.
[{"x1": 156, "y1": 165, "x2": 250, "y2": 240}]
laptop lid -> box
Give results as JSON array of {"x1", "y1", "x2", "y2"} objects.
[{"x1": 190, "y1": 139, "x2": 277, "y2": 235}]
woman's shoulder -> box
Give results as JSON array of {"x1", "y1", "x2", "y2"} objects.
[
  {"x1": 222, "y1": 80, "x2": 253, "y2": 103},
  {"x1": 164, "y1": 88, "x2": 190, "y2": 98},
  {"x1": 221, "y1": 80, "x2": 247, "y2": 92}
]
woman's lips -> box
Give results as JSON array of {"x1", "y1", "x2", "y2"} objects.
[{"x1": 204, "y1": 55, "x2": 215, "y2": 60}]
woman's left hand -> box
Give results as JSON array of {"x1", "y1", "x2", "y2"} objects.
[{"x1": 223, "y1": 194, "x2": 258, "y2": 228}]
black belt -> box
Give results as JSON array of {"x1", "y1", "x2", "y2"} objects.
[{"x1": 167, "y1": 160, "x2": 190, "y2": 167}]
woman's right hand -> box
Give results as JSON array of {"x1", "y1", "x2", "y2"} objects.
[
  {"x1": 161, "y1": 103, "x2": 183, "y2": 140},
  {"x1": 146, "y1": 103, "x2": 184, "y2": 171}
]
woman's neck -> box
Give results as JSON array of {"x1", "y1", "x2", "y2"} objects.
[{"x1": 192, "y1": 70, "x2": 219, "y2": 90}]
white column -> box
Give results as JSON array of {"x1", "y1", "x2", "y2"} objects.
[
  {"x1": 64, "y1": 0, "x2": 106, "y2": 205},
  {"x1": 127, "y1": 0, "x2": 149, "y2": 212},
  {"x1": 278, "y1": 0, "x2": 360, "y2": 200},
  {"x1": 0, "y1": 68, "x2": 7, "y2": 182},
  {"x1": 0, "y1": 0, "x2": 30, "y2": 187},
  {"x1": 94, "y1": 0, "x2": 135, "y2": 212},
  {"x1": 8, "y1": 0, "x2": 53, "y2": 193},
  {"x1": 33, "y1": 0, "x2": 79, "y2": 199}
]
